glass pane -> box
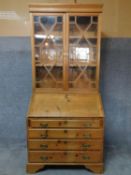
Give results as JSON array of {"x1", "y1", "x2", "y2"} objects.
[
  {"x1": 34, "y1": 16, "x2": 39, "y2": 22},
  {"x1": 57, "y1": 16, "x2": 62, "y2": 23},
  {"x1": 69, "y1": 67, "x2": 96, "y2": 89},
  {"x1": 40, "y1": 16, "x2": 56, "y2": 30},
  {"x1": 69, "y1": 16, "x2": 97, "y2": 89},
  {"x1": 93, "y1": 16, "x2": 98, "y2": 23},
  {"x1": 33, "y1": 15, "x2": 63, "y2": 88},
  {"x1": 76, "y1": 16, "x2": 91, "y2": 30}
]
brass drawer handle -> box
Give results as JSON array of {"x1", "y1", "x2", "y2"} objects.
[
  {"x1": 82, "y1": 144, "x2": 90, "y2": 148},
  {"x1": 64, "y1": 121, "x2": 68, "y2": 125},
  {"x1": 84, "y1": 123, "x2": 92, "y2": 127},
  {"x1": 40, "y1": 123, "x2": 48, "y2": 128},
  {"x1": 40, "y1": 156, "x2": 48, "y2": 161},
  {"x1": 40, "y1": 134, "x2": 48, "y2": 138},
  {"x1": 83, "y1": 155, "x2": 90, "y2": 160},
  {"x1": 40, "y1": 144, "x2": 48, "y2": 149},
  {"x1": 84, "y1": 133, "x2": 91, "y2": 139},
  {"x1": 64, "y1": 130, "x2": 68, "y2": 133}
]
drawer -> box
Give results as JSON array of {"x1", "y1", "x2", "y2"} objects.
[
  {"x1": 28, "y1": 139, "x2": 103, "y2": 150},
  {"x1": 28, "y1": 129, "x2": 103, "y2": 139},
  {"x1": 29, "y1": 151, "x2": 102, "y2": 163},
  {"x1": 29, "y1": 118, "x2": 103, "y2": 128}
]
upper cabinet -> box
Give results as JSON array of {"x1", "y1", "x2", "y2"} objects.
[{"x1": 29, "y1": 4, "x2": 103, "y2": 92}]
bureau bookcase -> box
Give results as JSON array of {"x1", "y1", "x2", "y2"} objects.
[{"x1": 26, "y1": 3, "x2": 104, "y2": 174}]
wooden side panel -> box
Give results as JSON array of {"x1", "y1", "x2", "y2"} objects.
[
  {"x1": 96, "y1": 14, "x2": 102, "y2": 90},
  {"x1": 28, "y1": 139, "x2": 102, "y2": 150},
  {"x1": 29, "y1": 151, "x2": 102, "y2": 163},
  {"x1": 28, "y1": 129, "x2": 103, "y2": 139},
  {"x1": 30, "y1": 13, "x2": 36, "y2": 91},
  {"x1": 63, "y1": 13, "x2": 69, "y2": 90}
]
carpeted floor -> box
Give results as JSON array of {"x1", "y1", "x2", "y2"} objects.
[{"x1": 0, "y1": 143, "x2": 130, "y2": 175}]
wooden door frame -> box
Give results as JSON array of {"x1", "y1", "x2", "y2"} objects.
[{"x1": 66, "y1": 13, "x2": 101, "y2": 91}]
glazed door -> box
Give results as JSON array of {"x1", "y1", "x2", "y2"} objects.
[
  {"x1": 67, "y1": 14, "x2": 99, "y2": 91},
  {"x1": 31, "y1": 13, "x2": 100, "y2": 91},
  {"x1": 32, "y1": 14, "x2": 65, "y2": 89}
]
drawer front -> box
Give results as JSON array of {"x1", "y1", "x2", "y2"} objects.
[
  {"x1": 28, "y1": 129, "x2": 103, "y2": 139},
  {"x1": 28, "y1": 139, "x2": 102, "y2": 150},
  {"x1": 29, "y1": 151, "x2": 102, "y2": 163},
  {"x1": 29, "y1": 119, "x2": 103, "y2": 128}
]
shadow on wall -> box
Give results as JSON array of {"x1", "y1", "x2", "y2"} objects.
[
  {"x1": 0, "y1": 37, "x2": 32, "y2": 143},
  {"x1": 100, "y1": 38, "x2": 131, "y2": 150}
]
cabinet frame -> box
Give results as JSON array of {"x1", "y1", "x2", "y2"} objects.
[{"x1": 27, "y1": 3, "x2": 104, "y2": 174}]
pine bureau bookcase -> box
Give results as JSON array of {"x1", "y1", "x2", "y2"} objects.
[{"x1": 26, "y1": 3, "x2": 104, "y2": 174}]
